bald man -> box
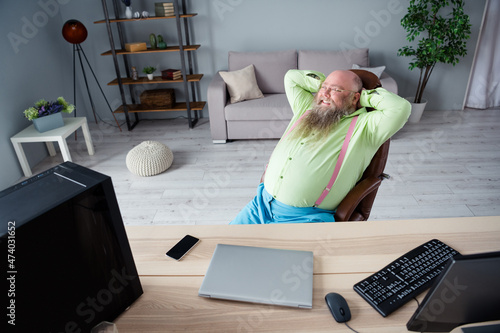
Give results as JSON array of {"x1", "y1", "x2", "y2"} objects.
[{"x1": 230, "y1": 69, "x2": 411, "y2": 224}]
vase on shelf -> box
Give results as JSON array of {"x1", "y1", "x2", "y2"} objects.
[
  {"x1": 125, "y1": 6, "x2": 133, "y2": 19},
  {"x1": 147, "y1": 74, "x2": 154, "y2": 80},
  {"x1": 149, "y1": 33, "x2": 157, "y2": 49},
  {"x1": 32, "y1": 113, "x2": 64, "y2": 133}
]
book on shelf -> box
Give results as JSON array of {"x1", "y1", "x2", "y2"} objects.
[
  {"x1": 155, "y1": 2, "x2": 173, "y2": 6},
  {"x1": 155, "y1": 9, "x2": 175, "y2": 16},
  {"x1": 161, "y1": 69, "x2": 182, "y2": 80},
  {"x1": 155, "y1": 2, "x2": 174, "y2": 16}
]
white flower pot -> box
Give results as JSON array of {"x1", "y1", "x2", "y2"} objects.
[
  {"x1": 405, "y1": 97, "x2": 427, "y2": 123},
  {"x1": 147, "y1": 73, "x2": 154, "y2": 80}
]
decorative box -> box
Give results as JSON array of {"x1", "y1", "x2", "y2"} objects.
[
  {"x1": 125, "y1": 42, "x2": 147, "y2": 52},
  {"x1": 140, "y1": 89, "x2": 175, "y2": 108}
]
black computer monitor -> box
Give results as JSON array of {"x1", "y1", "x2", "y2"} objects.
[
  {"x1": 1, "y1": 162, "x2": 143, "y2": 332},
  {"x1": 406, "y1": 251, "x2": 500, "y2": 332}
]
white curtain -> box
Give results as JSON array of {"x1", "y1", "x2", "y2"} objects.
[{"x1": 465, "y1": 0, "x2": 500, "y2": 109}]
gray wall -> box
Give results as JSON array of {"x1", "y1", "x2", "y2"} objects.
[
  {"x1": 0, "y1": 0, "x2": 486, "y2": 190},
  {"x1": 1, "y1": 0, "x2": 72, "y2": 191}
]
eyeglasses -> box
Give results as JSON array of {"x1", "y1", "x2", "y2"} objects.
[{"x1": 319, "y1": 86, "x2": 357, "y2": 94}]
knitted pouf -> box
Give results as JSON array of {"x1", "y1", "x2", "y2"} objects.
[{"x1": 126, "y1": 141, "x2": 173, "y2": 177}]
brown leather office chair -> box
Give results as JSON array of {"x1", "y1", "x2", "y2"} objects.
[{"x1": 334, "y1": 69, "x2": 390, "y2": 221}]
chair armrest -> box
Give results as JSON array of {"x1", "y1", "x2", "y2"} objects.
[
  {"x1": 334, "y1": 176, "x2": 382, "y2": 222},
  {"x1": 207, "y1": 72, "x2": 229, "y2": 143}
]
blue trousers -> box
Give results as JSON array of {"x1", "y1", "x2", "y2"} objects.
[{"x1": 229, "y1": 183, "x2": 336, "y2": 224}]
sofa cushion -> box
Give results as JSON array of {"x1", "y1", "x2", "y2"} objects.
[
  {"x1": 228, "y1": 50, "x2": 297, "y2": 94},
  {"x1": 298, "y1": 48, "x2": 369, "y2": 74},
  {"x1": 219, "y1": 64, "x2": 264, "y2": 104},
  {"x1": 224, "y1": 94, "x2": 293, "y2": 121}
]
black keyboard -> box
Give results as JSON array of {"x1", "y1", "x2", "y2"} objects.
[{"x1": 353, "y1": 239, "x2": 460, "y2": 317}]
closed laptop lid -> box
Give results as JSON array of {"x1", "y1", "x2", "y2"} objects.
[{"x1": 198, "y1": 244, "x2": 313, "y2": 308}]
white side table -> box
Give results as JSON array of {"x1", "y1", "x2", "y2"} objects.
[{"x1": 11, "y1": 117, "x2": 95, "y2": 177}]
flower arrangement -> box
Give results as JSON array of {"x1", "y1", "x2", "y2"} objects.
[
  {"x1": 121, "y1": 0, "x2": 131, "y2": 6},
  {"x1": 24, "y1": 97, "x2": 75, "y2": 121}
]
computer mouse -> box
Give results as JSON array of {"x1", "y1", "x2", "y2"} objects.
[{"x1": 325, "y1": 292, "x2": 351, "y2": 323}]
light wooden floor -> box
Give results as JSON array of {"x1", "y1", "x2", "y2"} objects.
[{"x1": 27, "y1": 108, "x2": 500, "y2": 225}]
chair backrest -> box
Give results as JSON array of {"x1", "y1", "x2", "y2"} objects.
[{"x1": 333, "y1": 69, "x2": 389, "y2": 221}]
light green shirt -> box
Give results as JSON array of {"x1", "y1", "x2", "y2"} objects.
[{"x1": 263, "y1": 70, "x2": 411, "y2": 210}]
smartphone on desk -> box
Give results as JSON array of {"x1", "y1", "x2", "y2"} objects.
[{"x1": 166, "y1": 235, "x2": 200, "y2": 260}]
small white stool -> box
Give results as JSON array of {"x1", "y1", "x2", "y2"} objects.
[
  {"x1": 126, "y1": 141, "x2": 173, "y2": 177},
  {"x1": 11, "y1": 117, "x2": 94, "y2": 177}
]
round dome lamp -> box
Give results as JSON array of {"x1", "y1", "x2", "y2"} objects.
[
  {"x1": 62, "y1": 20, "x2": 121, "y2": 130},
  {"x1": 62, "y1": 19, "x2": 88, "y2": 44}
]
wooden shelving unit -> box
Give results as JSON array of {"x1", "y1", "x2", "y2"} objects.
[
  {"x1": 100, "y1": 45, "x2": 201, "y2": 56},
  {"x1": 96, "y1": 0, "x2": 204, "y2": 130},
  {"x1": 113, "y1": 101, "x2": 206, "y2": 113},
  {"x1": 107, "y1": 74, "x2": 204, "y2": 86}
]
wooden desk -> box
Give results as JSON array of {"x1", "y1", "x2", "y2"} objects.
[{"x1": 118, "y1": 216, "x2": 500, "y2": 332}]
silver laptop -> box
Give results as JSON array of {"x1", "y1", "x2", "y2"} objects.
[{"x1": 198, "y1": 244, "x2": 313, "y2": 308}]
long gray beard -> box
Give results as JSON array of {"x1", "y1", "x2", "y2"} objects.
[{"x1": 290, "y1": 104, "x2": 355, "y2": 141}]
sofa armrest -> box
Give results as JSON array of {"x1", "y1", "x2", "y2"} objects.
[
  {"x1": 207, "y1": 72, "x2": 229, "y2": 143},
  {"x1": 379, "y1": 72, "x2": 398, "y2": 95}
]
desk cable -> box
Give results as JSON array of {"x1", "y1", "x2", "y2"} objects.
[
  {"x1": 344, "y1": 321, "x2": 360, "y2": 333},
  {"x1": 341, "y1": 297, "x2": 421, "y2": 333},
  {"x1": 412, "y1": 297, "x2": 426, "y2": 333}
]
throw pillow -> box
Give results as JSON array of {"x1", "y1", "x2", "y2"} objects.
[
  {"x1": 352, "y1": 64, "x2": 386, "y2": 78},
  {"x1": 219, "y1": 64, "x2": 264, "y2": 103}
]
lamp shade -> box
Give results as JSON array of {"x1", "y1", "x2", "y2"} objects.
[{"x1": 62, "y1": 19, "x2": 88, "y2": 44}]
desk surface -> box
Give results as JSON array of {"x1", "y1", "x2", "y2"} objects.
[{"x1": 118, "y1": 216, "x2": 500, "y2": 332}]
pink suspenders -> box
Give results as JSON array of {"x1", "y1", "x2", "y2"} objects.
[
  {"x1": 314, "y1": 115, "x2": 358, "y2": 207},
  {"x1": 276, "y1": 113, "x2": 359, "y2": 208}
]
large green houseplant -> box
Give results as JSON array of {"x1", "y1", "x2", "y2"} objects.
[{"x1": 398, "y1": 0, "x2": 471, "y2": 105}]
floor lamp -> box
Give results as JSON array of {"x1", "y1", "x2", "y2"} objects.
[{"x1": 62, "y1": 19, "x2": 121, "y2": 131}]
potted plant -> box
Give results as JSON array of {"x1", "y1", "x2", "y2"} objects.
[
  {"x1": 24, "y1": 97, "x2": 75, "y2": 132},
  {"x1": 397, "y1": 0, "x2": 471, "y2": 122},
  {"x1": 143, "y1": 66, "x2": 156, "y2": 80}
]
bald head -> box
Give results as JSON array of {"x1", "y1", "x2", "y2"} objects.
[
  {"x1": 316, "y1": 70, "x2": 362, "y2": 113},
  {"x1": 324, "y1": 70, "x2": 363, "y2": 92}
]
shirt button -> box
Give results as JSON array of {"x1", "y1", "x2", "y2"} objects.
[
  {"x1": 280, "y1": 176, "x2": 283, "y2": 179},
  {"x1": 288, "y1": 157, "x2": 292, "y2": 160}
]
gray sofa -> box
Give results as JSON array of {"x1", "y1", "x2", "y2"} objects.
[{"x1": 207, "y1": 49, "x2": 397, "y2": 143}]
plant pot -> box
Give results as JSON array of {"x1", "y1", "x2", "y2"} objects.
[
  {"x1": 147, "y1": 73, "x2": 154, "y2": 80},
  {"x1": 32, "y1": 112, "x2": 64, "y2": 133},
  {"x1": 405, "y1": 97, "x2": 427, "y2": 123}
]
